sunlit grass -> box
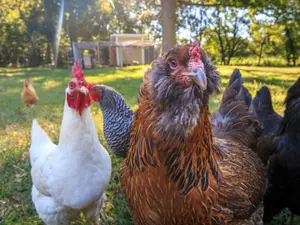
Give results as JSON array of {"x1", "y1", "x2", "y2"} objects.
[
  {"x1": 230, "y1": 56, "x2": 300, "y2": 67},
  {"x1": 0, "y1": 65, "x2": 300, "y2": 224}
]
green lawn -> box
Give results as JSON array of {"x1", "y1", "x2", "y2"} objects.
[{"x1": 0, "y1": 65, "x2": 299, "y2": 225}]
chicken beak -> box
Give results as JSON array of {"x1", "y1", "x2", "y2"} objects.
[
  {"x1": 78, "y1": 87, "x2": 90, "y2": 115},
  {"x1": 190, "y1": 68, "x2": 207, "y2": 90},
  {"x1": 79, "y1": 86, "x2": 89, "y2": 95}
]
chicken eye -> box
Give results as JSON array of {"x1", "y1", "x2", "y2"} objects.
[
  {"x1": 169, "y1": 59, "x2": 177, "y2": 69},
  {"x1": 69, "y1": 81, "x2": 76, "y2": 90}
]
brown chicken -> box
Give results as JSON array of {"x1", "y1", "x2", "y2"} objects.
[
  {"x1": 120, "y1": 41, "x2": 265, "y2": 225},
  {"x1": 21, "y1": 80, "x2": 39, "y2": 107}
]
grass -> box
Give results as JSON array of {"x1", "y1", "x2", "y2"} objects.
[
  {"x1": 0, "y1": 65, "x2": 300, "y2": 224},
  {"x1": 229, "y1": 56, "x2": 293, "y2": 67}
]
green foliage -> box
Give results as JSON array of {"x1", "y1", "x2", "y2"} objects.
[
  {"x1": 201, "y1": 8, "x2": 250, "y2": 65},
  {"x1": 1, "y1": 65, "x2": 300, "y2": 224},
  {"x1": 0, "y1": 0, "x2": 146, "y2": 67},
  {"x1": 177, "y1": 0, "x2": 300, "y2": 66},
  {"x1": 1, "y1": 0, "x2": 300, "y2": 67}
]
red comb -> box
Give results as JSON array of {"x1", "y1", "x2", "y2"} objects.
[
  {"x1": 72, "y1": 60, "x2": 85, "y2": 81},
  {"x1": 87, "y1": 83, "x2": 100, "y2": 102},
  {"x1": 87, "y1": 83, "x2": 95, "y2": 92},
  {"x1": 189, "y1": 40, "x2": 201, "y2": 61},
  {"x1": 189, "y1": 40, "x2": 203, "y2": 68}
]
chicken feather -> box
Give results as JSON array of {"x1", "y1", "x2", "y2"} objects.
[
  {"x1": 21, "y1": 80, "x2": 39, "y2": 107},
  {"x1": 121, "y1": 42, "x2": 264, "y2": 225},
  {"x1": 30, "y1": 62, "x2": 111, "y2": 225}
]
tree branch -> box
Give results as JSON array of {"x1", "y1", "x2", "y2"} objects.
[
  {"x1": 177, "y1": 0, "x2": 280, "y2": 10},
  {"x1": 177, "y1": 0, "x2": 245, "y2": 8},
  {"x1": 139, "y1": 10, "x2": 162, "y2": 21}
]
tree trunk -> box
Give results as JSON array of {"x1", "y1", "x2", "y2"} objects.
[
  {"x1": 226, "y1": 55, "x2": 231, "y2": 65},
  {"x1": 161, "y1": 0, "x2": 176, "y2": 53},
  {"x1": 258, "y1": 37, "x2": 265, "y2": 66},
  {"x1": 287, "y1": 54, "x2": 291, "y2": 66},
  {"x1": 285, "y1": 28, "x2": 296, "y2": 66},
  {"x1": 217, "y1": 34, "x2": 226, "y2": 65},
  {"x1": 46, "y1": 43, "x2": 52, "y2": 64},
  {"x1": 219, "y1": 41, "x2": 226, "y2": 65},
  {"x1": 293, "y1": 52, "x2": 296, "y2": 66},
  {"x1": 68, "y1": 11, "x2": 77, "y2": 61},
  {"x1": 44, "y1": 0, "x2": 55, "y2": 64}
]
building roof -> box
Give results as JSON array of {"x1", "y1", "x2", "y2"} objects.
[
  {"x1": 73, "y1": 40, "x2": 159, "y2": 50},
  {"x1": 111, "y1": 33, "x2": 148, "y2": 37}
]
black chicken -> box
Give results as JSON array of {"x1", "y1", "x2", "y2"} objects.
[
  {"x1": 212, "y1": 68, "x2": 260, "y2": 152},
  {"x1": 263, "y1": 77, "x2": 300, "y2": 223},
  {"x1": 252, "y1": 86, "x2": 282, "y2": 136},
  {"x1": 252, "y1": 86, "x2": 282, "y2": 164},
  {"x1": 227, "y1": 68, "x2": 252, "y2": 108}
]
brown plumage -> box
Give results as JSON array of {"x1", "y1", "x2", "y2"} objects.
[
  {"x1": 120, "y1": 42, "x2": 265, "y2": 225},
  {"x1": 21, "y1": 80, "x2": 39, "y2": 107}
]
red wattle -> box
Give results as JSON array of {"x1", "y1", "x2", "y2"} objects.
[{"x1": 67, "y1": 91, "x2": 91, "y2": 115}]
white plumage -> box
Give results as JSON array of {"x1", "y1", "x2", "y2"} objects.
[{"x1": 30, "y1": 89, "x2": 112, "y2": 225}]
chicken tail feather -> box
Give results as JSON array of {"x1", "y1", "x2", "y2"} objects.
[
  {"x1": 30, "y1": 119, "x2": 56, "y2": 166},
  {"x1": 212, "y1": 69, "x2": 260, "y2": 150}
]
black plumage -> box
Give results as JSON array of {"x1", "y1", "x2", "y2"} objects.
[
  {"x1": 252, "y1": 86, "x2": 283, "y2": 164},
  {"x1": 212, "y1": 68, "x2": 260, "y2": 152},
  {"x1": 263, "y1": 77, "x2": 300, "y2": 223},
  {"x1": 252, "y1": 86, "x2": 282, "y2": 136},
  {"x1": 228, "y1": 68, "x2": 252, "y2": 107}
]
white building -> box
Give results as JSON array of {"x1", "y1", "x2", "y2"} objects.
[{"x1": 72, "y1": 33, "x2": 159, "y2": 68}]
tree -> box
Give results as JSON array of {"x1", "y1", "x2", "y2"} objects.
[
  {"x1": 257, "y1": 0, "x2": 300, "y2": 65},
  {"x1": 202, "y1": 8, "x2": 249, "y2": 65},
  {"x1": 161, "y1": 0, "x2": 177, "y2": 52},
  {"x1": 0, "y1": 0, "x2": 45, "y2": 66},
  {"x1": 180, "y1": 5, "x2": 210, "y2": 42},
  {"x1": 249, "y1": 21, "x2": 285, "y2": 65},
  {"x1": 43, "y1": 0, "x2": 59, "y2": 64}
]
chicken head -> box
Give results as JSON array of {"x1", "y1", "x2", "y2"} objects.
[
  {"x1": 143, "y1": 40, "x2": 220, "y2": 139},
  {"x1": 66, "y1": 61, "x2": 90, "y2": 115}
]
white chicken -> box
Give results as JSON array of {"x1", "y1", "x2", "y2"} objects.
[{"x1": 30, "y1": 61, "x2": 112, "y2": 225}]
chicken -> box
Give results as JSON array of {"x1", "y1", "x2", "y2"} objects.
[
  {"x1": 88, "y1": 69, "x2": 252, "y2": 158},
  {"x1": 225, "y1": 68, "x2": 252, "y2": 108},
  {"x1": 263, "y1": 77, "x2": 300, "y2": 223},
  {"x1": 256, "y1": 134, "x2": 281, "y2": 165},
  {"x1": 251, "y1": 86, "x2": 282, "y2": 164},
  {"x1": 30, "y1": 62, "x2": 112, "y2": 225},
  {"x1": 251, "y1": 86, "x2": 282, "y2": 136},
  {"x1": 120, "y1": 41, "x2": 265, "y2": 225},
  {"x1": 21, "y1": 80, "x2": 39, "y2": 107},
  {"x1": 212, "y1": 68, "x2": 259, "y2": 152},
  {"x1": 89, "y1": 85, "x2": 134, "y2": 158}
]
